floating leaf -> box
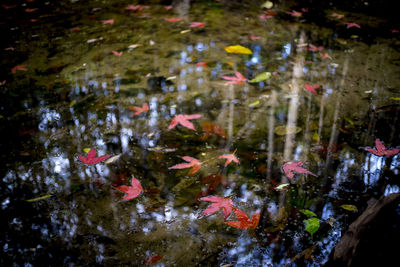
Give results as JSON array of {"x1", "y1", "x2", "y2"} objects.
[
  {"x1": 300, "y1": 209, "x2": 317, "y2": 217},
  {"x1": 168, "y1": 114, "x2": 202, "y2": 131},
  {"x1": 26, "y1": 194, "x2": 53, "y2": 202},
  {"x1": 364, "y1": 139, "x2": 400, "y2": 157},
  {"x1": 249, "y1": 72, "x2": 271, "y2": 83},
  {"x1": 283, "y1": 161, "x2": 317, "y2": 180},
  {"x1": 389, "y1": 97, "x2": 400, "y2": 100},
  {"x1": 304, "y1": 217, "x2": 320, "y2": 238},
  {"x1": 340, "y1": 204, "x2": 358, "y2": 212},
  {"x1": 275, "y1": 183, "x2": 289, "y2": 190},
  {"x1": 249, "y1": 100, "x2": 260, "y2": 107},
  {"x1": 224, "y1": 208, "x2": 260, "y2": 229},
  {"x1": 113, "y1": 176, "x2": 143, "y2": 200},
  {"x1": 274, "y1": 125, "x2": 302, "y2": 135},
  {"x1": 78, "y1": 149, "x2": 111, "y2": 165},
  {"x1": 200, "y1": 196, "x2": 234, "y2": 219},
  {"x1": 224, "y1": 45, "x2": 252, "y2": 55},
  {"x1": 83, "y1": 148, "x2": 91, "y2": 153}
]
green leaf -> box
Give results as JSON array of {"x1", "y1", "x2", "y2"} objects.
[
  {"x1": 300, "y1": 209, "x2": 317, "y2": 217},
  {"x1": 248, "y1": 100, "x2": 260, "y2": 107},
  {"x1": 304, "y1": 218, "x2": 320, "y2": 238},
  {"x1": 83, "y1": 148, "x2": 91, "y2": 153},
  {"x1": 26, "y1": 194, "x2": 53, "y2": 202},
  {"x1": 249, "y1": 72, "x2": 271, "y2": 83},
  {"x1": 340, "y1": 204, "x2": 358, "y2": 212}
]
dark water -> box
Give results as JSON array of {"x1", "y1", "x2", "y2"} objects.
[{"x1": 1, "y1": 0, "x2": 400, "y2": 266}]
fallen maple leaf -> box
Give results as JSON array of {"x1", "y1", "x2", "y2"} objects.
[
  {"x1": 190, "y1": 22, "x2": 205, "y2": 28},
  {"x1": 200, "y1": 174, "x2": 227, "y2": 194},
  {"x1": 144, "y1": 255, "x2": 162, "y2": 264},
  {"x1": 169, "y1": 156, "x2": 202, "y2": 175},
  {"x1": 331, "y1": 13, "x2": 344, "y2": 19},
  {"x1": 304, "y1": 83, "x2": 320, "y2": 94},
  {"x1": 78, "y1": 149, "x2": 111, "y2": 165},
  {"x1": 342, "y1": 22, "x2": 360, "y2": 29},
  {"x1": 224, "y1": 208, "x2": 260, "y2": 229},
  {"x1": 249, "y1": 35, "x2": 261, "y2": 40},
  {"x1": 200, "y1": 196, "x2": 233, "y2": 219},
  {"x1": 114, "y1": 176, "x2": 143, "y2": 200},
  {"x1": 320, "y1": 52, "x2": 332, "y2": 60},
  {"x1": 71, "y1": 27, "x2": 80, "y2": 31},
  {"x1": 112, "y1": 51, "x2": 123, "y2": 56},
  {"x1": 164, "y1": 17, "x2": 184, "y2": 22},
  {"x1": 391, "y1": 29, "x2": 399, "y2": 33},
  {"x1": 282, "y1": 162, "x2": 317, "y2": 180},
  {"x1": 126, "y1": 5, "x2": 150, "y2": 11},
  {"x1": 102, "y1": 19, "x2": 114, "y2": 25},
  {"x1": 165, "y1": 5, "x2": 173, "y2": 10},
  {"x1": 364, "y1": 139, "x2": 400, "y2": 156},
  {"x1": 200, "y1": 121, "x2": 227, "y2": 140},
  {"x1": 196, "y1": 61, "x2": 208, "y2": 68},
  {"x1": 219, "y1": 150, "x2": 239, "y2": 166},
  {"x1": 128, "y1": 103, "x2": 149, "y2": 116},
  {"x1": 308, "y1": 44, "x2": 324, "y2": 52},
  {"x1": 11, "y1": 64, "x2": 27, "y2": 74},
  {"x1": 286, "y1": 10, "x2": 302, "y2": 17},
  {"x1": 222, "y1": 72, "x2": 247, "y2": 85},
  {"x1": 168, "y1": 114, "x2": 202, "y2": 130},
  {"x1": 259, "y1": 14, "x2": 273, "y2": 20},
  {"x1": 25, "y1": 8, "x2": 38, "y2": 13}
]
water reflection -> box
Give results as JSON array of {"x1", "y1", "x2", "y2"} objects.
[{"x1": 1, "y1": 0, "x2": 400, "y2": 265}]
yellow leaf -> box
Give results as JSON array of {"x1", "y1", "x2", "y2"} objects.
[
  {"x1": 274, "y1": 125, "x2": 302, "y2": 135},
  {"x1": 312, "y1": 131, "x2": 320, "y2": 142},
  {"x1": 224, "y1": 45, "x2": 252, "y2": 55},
  {"x1": 26, "y1": 194, "x2": 53, "y2": 202},
  {"x1": 389, "y1": 97, "x2": 400, "y2": 100},
  {"x1": 83, "y1": 148, "x2": 91, "y2": 153},
  {"x1": 340, "y1": 204, "x2": 358, "y2": 212}
]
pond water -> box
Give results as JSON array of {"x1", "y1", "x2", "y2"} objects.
[{"x1": 1, "y1": 0, "x2": 400, "y2": 266}]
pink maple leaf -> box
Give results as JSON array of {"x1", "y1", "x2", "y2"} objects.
[
  {"x1": 190, "y1": 22, "x2": 205, "y2": 28},
  {"x1": 219, "y1": 150, "x2": 239, "y2": 166},
  {"x1": 78, "y1": 149, "x2": 111, "y2": 165},
  {"x1": 168, "y1": 114, "x2": 202, "y2": 130},
  {"x1": 391, "y1": 29, "x2": 399, "y2": 33},
  {"x1": 259, "y1": 14, "x2": 273, "y2": 20},
  {"x1": 282, "y1": 161, "x2": 317, "y2": 180},
  {"x1": 304, "y1": 83, "x2": 320, "y2": 94},
  {"x1": 128, "y1": 103, "x2": 149, "y2": 116},
  {"x1": 364, "y1": 139, "x2": 400, "y2": 157},
  {"x1": 342, "y1": 22, "x2": 360, "y2": 29},
  {"x1": 102, "y1": 19, "x2": 114, "y2": 25},
  {"x1": 200, "y1": 196, "x2": 233, "y2": 219},
  {"x1": 114, "y1": 176, "x2": 143, "y2": 200},
  {"x1": 221, "y1": 72, "x2": 247, "y2": 85},
  {"x1": 169, "y1": 156, "x2": 202, "y2": 175},
  {"x1": 71, "y1": 27, "x2": 80, "y2": 31},
  {"x1": 112, "y1": 51, "x2": 123, "y2": 56},
  {"x1": 224, "y1": 208, "x2": 260, "y2": 229},
  {"x1": 165, "y1": 5, "x2": 173, "y2": 10},
  {"x1": 164, "y1": 17, "x2": 184, "y2": 22},
  {"x1": 126, "y1": 5, "x2": 150, "y2": 11},
  {"x1": 196, "y1": 62, "x2": 208, "y2": 68},
  {"x1": 11, "y1": 64, "x2": 27, "y2": 74},
  {"x1": 331, "y1": 13, "x2": 344, "y2": 19},
  {"x1": 286, "y1": 10, "x2": 302, "y2": 17}
]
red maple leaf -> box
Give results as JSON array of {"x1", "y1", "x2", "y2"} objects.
[
  {"x1": 221, "y1": 72, "x2": 247, "y2": 85},
  {"x1": 200, "y1": 196, "x2": 233, "y2": 219},
  {"x1": 200, "y1": 121, "x2": 227, "y2": 140},
  {"x1": 102, "y1": 19, "x2": 114, "y2": 25},
  {"x1": 224, "y1": 208, "x2": 260, "y2": 229},
  {"x1": 320, "y1": 52, "x2": 332, "y2": 60},
  {"x1": 169, "y1": 156, "x2": 202, "y2": 175},
  {"x1": 164, "y1": 17, "x2": 184, "y2": 22},
  {"x1": 342, "y1": 22, "x2": 361, "y2": 29},
  {"x1": 196, "y1": 61, "x2": 208, "y2": 67},
  {"x1": 126, "y1": 5, "x2": 150, "y2": 11},
  {"x1": 165, "y1": 5, "x2": 173, "y2": 10},
  {"x1": 128, "y1": 103, "x2": 149, "y2": 116},
  {"x1": 249, "y1": 35, "x2": 261, "y2": 40},
  {"x1": 304, "y1": 83, "x2": 320, "y2": 94},
  {"x1": 114, "y1": 176, "x2": 143, "y2": 200},
  {"x1": 196, "y1": 174, "x2": 228, "y2": 201},
  {"x1": 78, "y1": 149, "x2": 111, "y2": 165},
  {"x1": 282, "y1": 162, "x2": 317, "y2": 180},
  {"x1": 364, "y1": 139, "x2": 400, "y2": 157},
  {"x1": 11, "y1": 64, "x2": 27, "y2": 74},
  {"x1": 144, "y1": 255, "x2": 162, "y2": 264},
  {"x1": 190, "y1": 22, "x2": 205, "y2": 28},
  {"x1": 168, "y1": 114, "x2": 202, "y2": 130},
  {"x1": 219, "y1": 150, "x2": 239, "y2": 166}
]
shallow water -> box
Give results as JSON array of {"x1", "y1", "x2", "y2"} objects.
[{"x1": 1, "y1": 0, "x2": 400, "y2": 266}]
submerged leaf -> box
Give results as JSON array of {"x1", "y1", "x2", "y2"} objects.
[
  {"x1": 340, "y1": 204, "x2": 358, "y2": 212},
  {"x1": 274, "y1": 125, "x2": 302, "y2": 135},
  {"x1": 249, "y1": 72, "x2": 271, "y2": 83},
  {"x1": 224, "y1": 45, "x2": 252, "y2": 55},
  {"x1": 26, "y1": 194, "x2": 53, "y2": 202},
  {"x1": 224, "y1": 208, "x2": 260, "y2": 229},
  {"x1": 300, "y1": 209, "x2": 317, "y2": 217},
  {"x1": 304, "y1": 217, "x2": 320, "y2": 238},
  {"x1": 275, "y1": 183, "x2": 289, "y2": 190}
]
